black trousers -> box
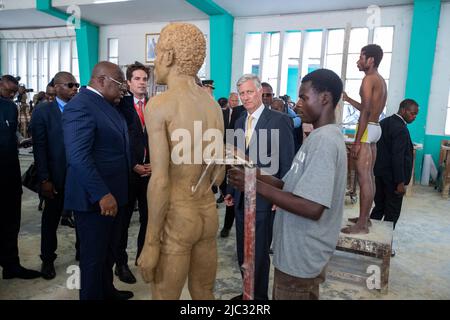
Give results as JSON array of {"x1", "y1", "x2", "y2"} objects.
[
  {"x1": 222, "y1": 205, "x2": 235, "y2": 230},
  {"x1": 0, "y1": 193, "x2": 21, "y2": 269},
  {"x1": 0, "y1": 157, "x2": 22, "y2": 269},
  {"x1": 220, "y1": 172, "x2": 234, "y2": 230},
  {"x1": 74, "y1": 208, "x2": 125, "y2": 300},
  {"x1": 114, "y1": 174, "x2": 148, "y2": 266},
  {"x1": 370, "y1": 176, "x2": 404, "y2": 229},
  {"x1": 235, "y1": 208, "x2": 273, "y2": 300},
  {"x1": 41, "y1": 192, "x2": 79, "y2": 263}
]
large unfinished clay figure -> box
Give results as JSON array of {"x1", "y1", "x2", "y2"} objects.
[{"x1": 137, "y1": 23, "x2": 225, "y2": 300}]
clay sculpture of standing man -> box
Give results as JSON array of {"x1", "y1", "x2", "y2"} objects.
[{"x1": 138, "y1": 22, "x2": 225, "y2": 300}]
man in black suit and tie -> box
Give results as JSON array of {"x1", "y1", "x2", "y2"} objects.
[
  {"x1": 31, "y1": 71, "x2": 79, "y2": 279},
  {"x1": 0, "y1": 75, "x2": 41, "y2": 280},
  {"x1": 220, "y1": 92, "x2": 245, "y2": 237},
  {"x1": 225, "y1": 74, "x2": 295, "y2": 300},
  {"x1": 114, "y1": 62, "x2": 151, "y2": 283},
  {"x1": 370, "y1": 99, "x2": 419, "y2": 230},
  {"x1": 63, "y1": 61, "x2": 133, "y2": 300}
]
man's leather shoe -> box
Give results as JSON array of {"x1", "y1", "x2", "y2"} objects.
[
  {"x1": 220, "y1": 228, "x2": 230, "y2": 238},
  {"x1": 114, "y1": 264, "x2": 136, "y2": 284},
  {"x1": 230, "y1": 294, "x2": 243, "y2": 300},
  {"x1": 61, "y1": 216, "x2": 75, "y2": 228},
  {"x1": 2, "y1": 265, "x2": 42, "y2": 280},
  {"x1": 107, "y1": 289, "x2": 134, "y2": 300},
  {"x1": 41, "y1": 262, "x2": 56, "y2": 280}
]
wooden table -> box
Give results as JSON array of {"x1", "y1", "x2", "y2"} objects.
[{"x1": 438, "y1": 141, "x2": 450, "y2": 199}]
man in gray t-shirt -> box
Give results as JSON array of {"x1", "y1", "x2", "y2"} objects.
[
  {"x1": 273, "y1": 124, "x2": 347, "y2": 279},
  {"x1": 228, "y1": 69, "x2": 346, "y2": 300}
]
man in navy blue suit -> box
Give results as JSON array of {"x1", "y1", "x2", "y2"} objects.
[
  {"x1": 225, "y1": 74, "x2": 295, "y2": 300},
  {"x1": 62, "y1": 61, "x2": 133, "y2": 300},
  {"x1": 31, "y1": 71, "x2": 79, "y2": 280}
]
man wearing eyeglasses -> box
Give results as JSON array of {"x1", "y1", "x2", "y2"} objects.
[
  {"x1": 1, "y1": 75, "x2": 42, "y2": 280},
  {"x1": 30, "y1": 71, "x2": 79, "y2": 280},
  {"x1": 63, "y1": 61, "x2": 132, "y2": 300}
]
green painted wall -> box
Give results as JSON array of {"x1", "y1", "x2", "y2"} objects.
[
  {"x1": 186, "y1": 0, "x2": 227, "y2": 15},
  {"x1": 75, "y1": 22, "x2": 99, "y2": 85},
  {"x1": 186, "y1": 0, "x2": 234, "y2": 100},
  {"x1": 36, "y1": 0, "x2": 98, "y2": 85},
  {"x1": 209, "y1": 14, "x2": 234, "y2": 99},
  {"x1": 404, "y1": 0, "x2": 441, "y2": 181}
]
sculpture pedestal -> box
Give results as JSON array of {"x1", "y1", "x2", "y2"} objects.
[{"x1": 331, "y1": 219, "x2": 393, "y2": 294}]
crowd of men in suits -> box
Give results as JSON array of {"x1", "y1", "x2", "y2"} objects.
[
  {"x1": 0, "y1": 62, "x2": 150, "y2": 299},
  {"x1": 0, "y1": 58, "x2": 417, "y2": 300}
]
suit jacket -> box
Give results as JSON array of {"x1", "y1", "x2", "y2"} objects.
[
  {"x1": 118, "y1": 95, "x2": 150, "y2": 169},
  {"x1": 30, "y1": 101, "x2": 66, "y2": 191},
  {"x1": 223, "y1": 105, "x2": 246, "y2": 131},
  {"x1": 62, "y1": 87, "x2": 130, "y2": 212},
  {"x1": 0, "y1": 97, "x2": 22, "y2": 194},
  {"x1": 374, "y1": 114, "x2": 413, "y2": 185},
  {"x1": 231, "y1": 106, "x2": 295, "y2": 212}
]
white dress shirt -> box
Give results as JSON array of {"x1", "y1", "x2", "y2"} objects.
[
  {"x1": 87, "y1": 86, "x2": 103, "y2": 98},
  {"x1": 245, "y1": 104, "x2": 265, "y2": 140}
]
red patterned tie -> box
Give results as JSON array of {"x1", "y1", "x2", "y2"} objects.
[{"x1": 138, "y1": 100, "x2": 145, "y2": 127}]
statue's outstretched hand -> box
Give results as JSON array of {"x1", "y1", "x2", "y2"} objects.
[{"x1": 137, "y1": 244, "x2": 160, "y2": 283}]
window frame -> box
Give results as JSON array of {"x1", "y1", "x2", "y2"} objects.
[{"x1": 5, "y1": 37, "x2": 79, "y2": 92}]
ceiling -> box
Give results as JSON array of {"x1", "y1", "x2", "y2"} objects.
[
  {"x1": 1, "y1": 0, "x2": 446, "y2": 29},
  {"x1": 0, "y1": 9, "x2": 69, "y2": 29},
  {"x1": 214, "y1": 0, "x2": 415, "y2": 17},
  {"x1": 55, "y1": 0, "x2": 208, "y2": 26}
]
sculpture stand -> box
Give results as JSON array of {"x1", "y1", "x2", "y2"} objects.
[
  {"x1": 331, "y1": 218, "x2": 393, "y2": 294},
  {"x1": 242, "y1": 166, "x2": 256, "y2": 300}
]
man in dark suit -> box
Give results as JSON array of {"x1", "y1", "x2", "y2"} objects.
[
  {"x1": 114, "y1": 62, "x2": 151, "y2": 284},
  {"x1": 220, "y1": 92, "x2": 245, "y2": 237},
  {"x1": 31, "y1": 71, "x2": 79, "y2": 279},
  {"x1": 62, "y1": 61, "x2": 133, "y2": 300},
  {"x1": 225, "y1": 74, "x2": 295, "y2": 300},
  {"x1": 370, "y1": 99, "x2": 419, "y2": 230},
  {"x1": 223, "y1": 93, "x2": 245, "y2": 131},
  {"x1": 0, "y1": 75, "x2": 41, "y2": 280}
]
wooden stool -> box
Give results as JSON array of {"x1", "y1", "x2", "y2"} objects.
[{"x1": 333, "y1": 219, "x2": 393, "y2": 294}]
